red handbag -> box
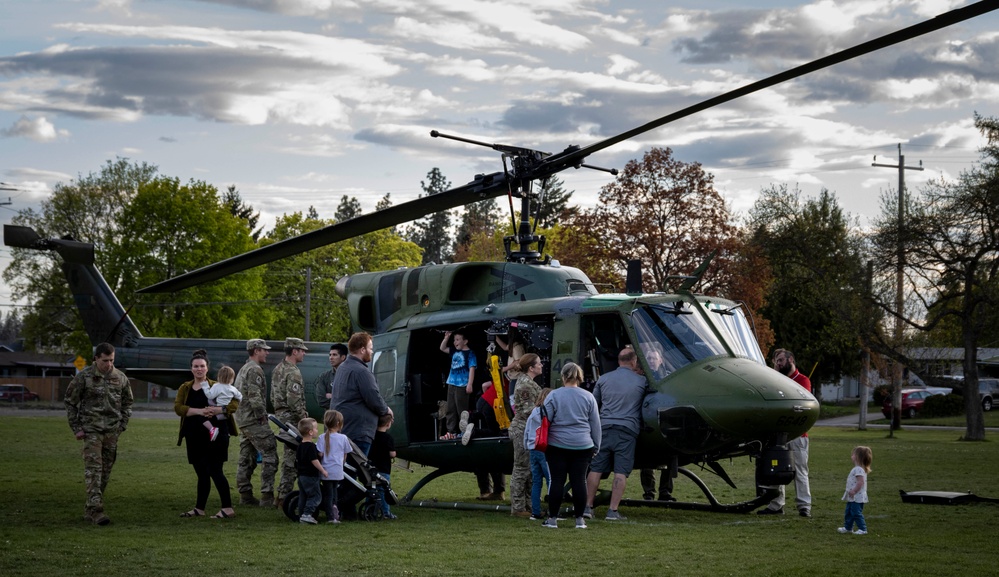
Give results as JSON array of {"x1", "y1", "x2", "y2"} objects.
[{"x1": 535, "y1": 405, "x2": 550, "y2": 452}]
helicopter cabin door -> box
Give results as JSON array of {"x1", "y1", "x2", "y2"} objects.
[{"x1": 371, "y1": 331, "x2": 408, "y2": 442}]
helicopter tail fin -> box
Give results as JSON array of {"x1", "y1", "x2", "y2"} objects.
[{"x1": 4, "y1": 225, "x2": 143, "y2": 348}]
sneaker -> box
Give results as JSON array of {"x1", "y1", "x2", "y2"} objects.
[
  {"x1": 837, "y1": 527, "x2": 850, "y2": 534},
  {"x1": 798, "y1": 509, "x2": 811, "y2": 518},
  {"x1": 757, "y1": 507, "x2": 784, "y2": 515},
  {"x1": 459, "y1": 410, "x2": 469, "y2": 431},
  {"x1": 327, "y1": 519, "x2": 340, "y2": 524},
  {"x1": 299, "y1": 514, "x2": 317, "y2": 525},
  {"x1": 530, "y1": 515, "x2": 543, "y2": 521},
  {"x1": 605, "y1": 509, "x2": 627, "y2": 521},
  {"x1": 209, "y1": 427, "x2": 219, "y2": 442},
  {"x1": 384, "y1": 513, "x2": 399, "y2": 520},
  {"x1": 575, "y1": 517, "x2": 587, "y2": 529},
  {"x1": 582, "y1": 506, "x2": 593, "y2": 519},
  {"x1": 542, "y1": 518, "x2": 558, "y2": 529},
  {"x1": 461, "y1": 422, "x2": 474, "y2": 446},
  {"x1": 853, "y1": 529, "x2": 867, "y2": 535}
]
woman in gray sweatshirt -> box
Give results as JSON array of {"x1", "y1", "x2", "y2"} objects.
[{"x1": 540, "y1": 362, "x2": 601, "y2": 529}]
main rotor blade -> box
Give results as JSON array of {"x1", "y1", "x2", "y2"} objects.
[
  {"x1": 535, "y1": 0, "x2": 999, "y2": 176},
  {"x1": 138, "y1": 172, "x2": 508, "y2": 293}
]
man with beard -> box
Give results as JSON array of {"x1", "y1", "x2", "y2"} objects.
[
  {"x1": 758, "y1": 348, "x2": 812, "y2": 517},
  {"x1": 331, "y1": 332, "x2": 392, "y2": 456}
]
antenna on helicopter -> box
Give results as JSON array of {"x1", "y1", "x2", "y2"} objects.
[{"x1": 430, "y1": 130, "x2": 618, "y2": 264}]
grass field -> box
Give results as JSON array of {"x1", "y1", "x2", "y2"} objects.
[{"x1": 1, "y1": 414, "x2": 997, "y2": 577}]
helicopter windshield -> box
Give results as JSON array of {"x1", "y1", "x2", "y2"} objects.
[
  {"x1": 701, "y1": 302, "x2": 766, "y2": 365},
  {"x1": 632, "y1": 304, "x2": 727, "y2": 376}
]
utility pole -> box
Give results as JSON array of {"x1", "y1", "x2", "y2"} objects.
[
  {"x1": 873, "y1": 144, "x2": 923, "y2": 434},
  {"x1": 304, "y1": 267, "x2": 312, "y2": 341}
]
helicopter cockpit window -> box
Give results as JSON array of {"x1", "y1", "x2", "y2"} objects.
[
  {"x1": 701, "y1": 302, "x2": 765, "y2": 365},
  {"x1": 632, "y1": 304, "x2": 727, "y2": 374}
]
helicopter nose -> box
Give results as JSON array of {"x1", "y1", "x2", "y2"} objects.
[{"x1": 653, "y1": 358, "x2": 818, "y2": 453}]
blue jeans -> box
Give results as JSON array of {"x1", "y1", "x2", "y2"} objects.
[
  {"x1": 844, "y1": 501, "x2": 866, "y2": 532},
  {"x1": 377, "y1": 473, "x2": 392, "y2": 516},
  {"x1": 529, "y1": 449, "x2": 551, "y2": 517},
  {"x1": 297, "y1": 475, "x2": 322, "y2": 517}
]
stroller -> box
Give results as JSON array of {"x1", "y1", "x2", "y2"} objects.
[{"x1": 268, "y1": 415, "x2": 398, "y2": 522}]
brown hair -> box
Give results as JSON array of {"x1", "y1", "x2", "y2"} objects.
[
  {"x1": 853, "y1": 446, "x2": 873, "y2": 473},
  {"x1": 535, "y1": 388, "x2": 553, "y2": 407},
  {"x1": 216, "y1": 365, "x2": 235, "y2": 385},
  {"x1": 322, "y1": 410, "x2": 344, "y2": 455},
  {"x1": 298, "y1": 417, "x2": 318, "y2": 437},
  {"x1": 518, "y1": 353, "x2": 541, "y2": 373},
  {"x1": 348, "y1": 332, "x2": 372, "y2": 354}
]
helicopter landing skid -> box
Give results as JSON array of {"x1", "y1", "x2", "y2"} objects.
[
  {"x1": 618, "y1": 467, "x2": 780, "y2": 514},
  {"x1": 399, "y1": 468, "x2": 515, "y2": 513}
]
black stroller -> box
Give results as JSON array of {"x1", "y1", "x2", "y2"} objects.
[{"x1": 268, "y1": 415, "x2": 397, "y2": 522}]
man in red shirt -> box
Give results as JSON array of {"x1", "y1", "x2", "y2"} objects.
[{"x1": 758, "y1": 348, "x2": 813, "y2": 518}]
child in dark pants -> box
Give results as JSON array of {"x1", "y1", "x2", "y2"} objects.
[
  {"x1": 369, "y1": 413, "x2": 397, "y2": 519},
  {"x1": 316, "y1": 410, "x2": 352, "y2": 524},
  {"x1": 296, "y1": 418, "x2": 327, "y2": 525}
]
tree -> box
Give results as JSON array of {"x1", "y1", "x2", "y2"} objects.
[
  {"x1": 583, "y1": 147, "x2": 741, "y2": 295},
  {"x1": 261, "y1": 211, "x2": 356, "y2": 342},
  {"x1": 747, "y1": 185, "x2": 869, "y2": 390},
  {"x1": 335, "y1": 195, "x2": 362, "y2": 223},
  {"x1": 222, "y1": 185, "x2": 263, "y2": 241},
  {"x1": 407, "y1": 168, "x2": 453, "y2": 265},
  {"x1": 871, "y1": 113, "x2": 999, "y2": 441},
  {"x1": 114, "y1": 177, "x2": 274, "y2": 339},
  {"x1": 4, "y1": 157, "x2": 158, "y2": 352},
  {"x1": 534, "y1": 175, "x2": 574, "y2": 229},
  {"x1": 453, "y1": 198, "x2": 501, "y2": 262},
  {"x1": 0, "y1": 309, "x2": 23, "y2": 344}
]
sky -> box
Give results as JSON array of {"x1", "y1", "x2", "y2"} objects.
[{"x1": 1, "y1": 0, "x2": 998, "y2": 312}]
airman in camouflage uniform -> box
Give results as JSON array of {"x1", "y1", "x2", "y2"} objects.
[
  {"x1": 65, "y1": 342, "x2": 133, "y2": 526},
  {"x1": 272, "y1": 337, "x2": 309, "y2": 506},
  {"x1": 234, "y1": 339, "x2": 278, "y2": 507}
]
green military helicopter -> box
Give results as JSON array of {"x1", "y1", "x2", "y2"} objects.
[{"x1": 7, "y1": 1, "x2": 995, "y2": 513}]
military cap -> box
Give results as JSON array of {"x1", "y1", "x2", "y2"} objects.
[
  {"x1": 285, "y1": 337, "x2": 309, "y2": 351},
  {"x1": 246, "y1": 338, "x2": 272, "y2": 351}
]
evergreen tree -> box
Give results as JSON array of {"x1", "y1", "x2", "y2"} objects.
[
  {"x1": 453, "y1": 198, "x2": 500, "y2": 262},
  {"x1": 222, "y1": 185, "x2": 263, "y2": 241},
  {"x1": 335, "y1": 195, "x2": 362, "y2": 222},
  {"x1": 407, "y1": 168, "x2": 453, "y2": 265},
  {"x1": 534, "y1": 176, "x2": 574, "y2": 229}
]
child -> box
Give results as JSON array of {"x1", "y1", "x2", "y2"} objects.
[
  {"x1": 203, "y1": 365, "x2": 242, "y2": 441},
  {"x1": 316, "y1": 410, "x2": 352, "y2": 524},
  {"x1": 369, "y1": 412, "x2": 397, "y2": 519},
  {"x1": 839, "y1": 445, "x2": 872, "y2": 535},
  {"x1": 523, "y1": 388, "x2": 553, "y2": 520},
  {"x1": 295, "y1": 418, "x2": 327, "y2": 525},
  {"x1": 439, "y1": 329, "x2": 476, "y2": 440}
]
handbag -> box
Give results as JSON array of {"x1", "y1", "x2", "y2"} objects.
[{"x1": 535, "y1": 404, "x2": 551, "y2": 452}]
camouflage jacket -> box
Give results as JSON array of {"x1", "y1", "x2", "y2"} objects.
[
  {"x1": 271, "y1": 359, "x2": 306, "y2": 423},
  {"x1": 512, "y1": 374, "x2": 542, "y2": 424},
  {"x1": 234, "y1": 359, "x2": 268, "y2": 428},
  {"x1": 65, "y1": 364, "x2": 134, "y2": 435}
]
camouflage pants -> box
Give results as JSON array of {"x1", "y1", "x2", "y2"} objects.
[
  {"x1": 81, "y1": 431, "x2": 119, "y2": 516},
  {"x1": 278, "y1": 443, "x2": 297, "y2": 501},
  {"x1": 236, "y1": 423, "x2": 277, "y2": 496},
  {"x1": 508, "y1": 420, "x2": 532, "y2": 513}
]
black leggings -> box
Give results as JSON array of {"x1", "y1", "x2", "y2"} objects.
[
  {"x1": 193, "y1": 459, "x2": 232, "y2": 510},
  {"x1": 545, "y1": 446, "x2": 592, "y2": 519}
]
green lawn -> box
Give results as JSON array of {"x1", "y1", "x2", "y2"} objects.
[{"x1": 1, "y1": 415, "x2": 998, "y2": 576}]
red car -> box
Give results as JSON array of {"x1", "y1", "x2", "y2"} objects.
[
  {"x1": 881, "y1": 389, "x2": 943, "y2": 419},
  {"x1": 0, "y1": 384, "x2": 40, "y2": 402}
]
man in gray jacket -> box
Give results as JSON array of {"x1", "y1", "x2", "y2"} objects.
[
  {"x1": 584, "y1": 347, "x2": 648, "y2": 521},
  {"x1": 331, "y1": 332, "x2": 392, "y2": 456}
]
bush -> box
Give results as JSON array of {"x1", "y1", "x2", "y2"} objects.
[
  {"x1": 921, "y1": 393, "x2": 964, "y2": 418},
  {"x1": 872, "y1": 384, "x2": 892, "y2": 406}
]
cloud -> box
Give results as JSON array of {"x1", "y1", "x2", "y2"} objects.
[{"x1": 0, "y1": 115, "x2": 69, "y2": 141}]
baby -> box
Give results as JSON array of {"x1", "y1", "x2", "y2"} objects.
[{"x1": 203, "y1": 365, "x2": 242, "y2": 441}]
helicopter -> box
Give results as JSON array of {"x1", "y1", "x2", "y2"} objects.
[{"x1": 6, "y1": 1, "x2": 996, "y2": 514}]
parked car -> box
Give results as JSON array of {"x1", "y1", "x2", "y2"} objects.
[
  {"x1": 0, "y1": 384, "x2": 40, "y2": 402},
  {"x1": 944, "y1": 378, "x2": 998, "y2": 412},
  {"x1": 881, "y1": 388, "x2": 945, "y2": 419}
]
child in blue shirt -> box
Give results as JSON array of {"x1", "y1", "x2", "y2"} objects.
[{"x1": 316, "y1": 410, "x2": 352, "y2": 524}]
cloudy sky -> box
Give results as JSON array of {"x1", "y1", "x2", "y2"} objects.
[{"x1": 1, "y1": 0, "x2": 998, "y2": 310}]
